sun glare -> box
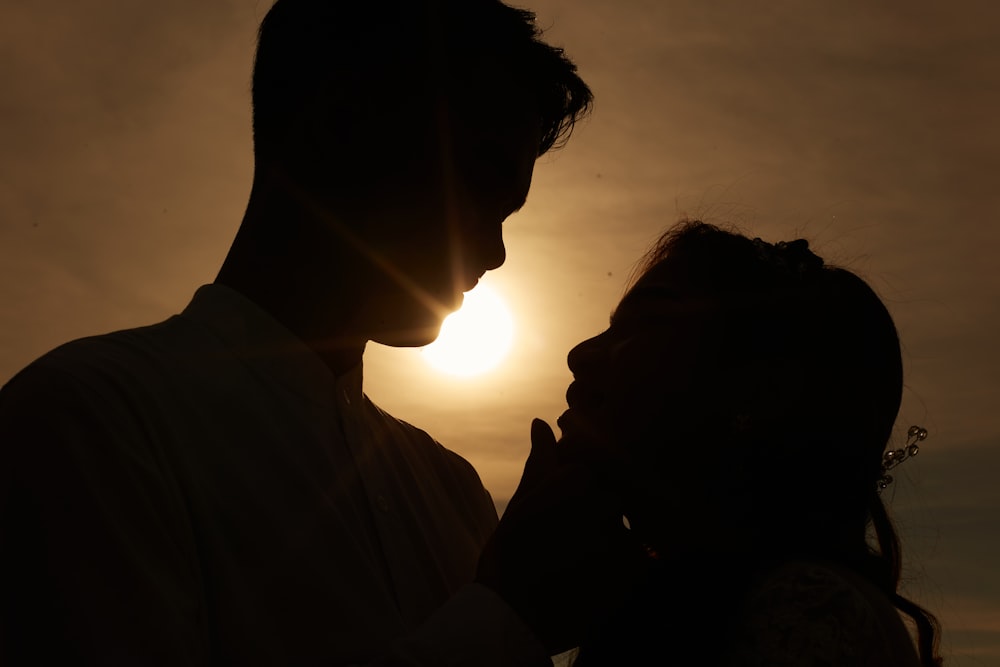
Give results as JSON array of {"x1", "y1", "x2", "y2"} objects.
[{"x1": 421, "y1": 283, "x2": 514, "y2": 377}]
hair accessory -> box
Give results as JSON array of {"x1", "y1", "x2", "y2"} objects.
[
  {"x1": 877, "y1": 425, "x2": 928, "y2": 493},
  {"x1": 751, "y1": 238, "x2": 824, "y2": 275}
]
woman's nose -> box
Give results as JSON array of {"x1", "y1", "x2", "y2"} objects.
[{"x1": 567, "y1": 332, "x2": 607, "y2": 376}]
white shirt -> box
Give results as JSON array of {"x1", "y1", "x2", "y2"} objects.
[{"x1": 0, "y1": 284, "x2": 549, "y2": 666}]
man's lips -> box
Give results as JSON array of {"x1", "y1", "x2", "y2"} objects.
[{"x1": 462, "y1": 271, "x2": 485, "y2": 293}]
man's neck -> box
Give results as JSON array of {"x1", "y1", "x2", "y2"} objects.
[{"x1": 216, "y1": 189, "x2": 369, "y2": 377}]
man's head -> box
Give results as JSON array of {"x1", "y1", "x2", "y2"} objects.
[
  {"x1": 247, "y1": 0, "x2": 592, "y2": 346},
  {"x1": 252, "y1": 0, "x2": 591, "y2": 170}
]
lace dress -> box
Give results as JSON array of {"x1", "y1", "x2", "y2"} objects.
[
  {"x1": 574, "y1": 559, "x2": 923, "y2": 666},
  {"x1": 727, "y1": 561, "x2": 922, "y2": 667}
]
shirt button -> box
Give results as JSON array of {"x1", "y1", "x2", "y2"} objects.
[{"x1": 375, "y1": 495, "x2": 389, "y2": 513}]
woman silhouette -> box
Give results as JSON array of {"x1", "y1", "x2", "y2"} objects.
[{"x1": 483, "y1": 220, "x2": 942, "y2": 665}]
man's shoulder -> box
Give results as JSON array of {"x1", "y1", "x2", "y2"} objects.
[
  {"x1": 366, "y1": 400, "x2": 464, "y2": 463},
  {"x1": 0, "y1": 313, "x2": 229, "y2": 419},
  {"x1": 364, "y1": 399, "x2": 493, "y2": 497},
  {"x1": 0, "y1": 322, "x2": 192, "y2": 470},
  {"x1": 361, "y1": 397, "x2": 499, "y2": 538},
  {"x1": 42, "y1": 317, "x2": 178, "y2": 359}
]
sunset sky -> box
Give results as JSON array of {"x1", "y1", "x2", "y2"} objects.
[{"x1": 2, "y1": 0, "x2": 998, "y2": 663}]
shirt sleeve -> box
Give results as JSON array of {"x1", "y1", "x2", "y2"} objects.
[{"x1": 0, "y1": 363, "x2": 209, "y2": 665}]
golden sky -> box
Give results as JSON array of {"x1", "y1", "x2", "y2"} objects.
[{"x1": 2, "y1": 0, "x2": 999, "y2": 663}]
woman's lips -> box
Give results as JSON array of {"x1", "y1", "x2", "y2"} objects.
[
  {"x1": 561, "y1": 381, "x2": 605, "y2": 442},
  {"x1": 556, "y1": 408, "x2": 574, "y2": 434},
  {"x1": 555, "y1": 408, "x2": 622, "y2": 467},
  {"x1": 565, "y1": 381, "x2": 604, "y2": 413},
  {"x1": 556, "y1": 407, "x2": 598, "y2": 440}
]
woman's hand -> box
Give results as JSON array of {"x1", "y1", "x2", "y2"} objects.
[{"x1": 476, "y1": 419, "x2": 646, "y2": 654}]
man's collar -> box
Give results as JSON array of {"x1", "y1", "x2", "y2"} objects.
[{"x1": 180, "y1": 284, "x2": 363, "y2": 408}]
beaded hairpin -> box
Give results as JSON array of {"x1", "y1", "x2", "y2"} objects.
[{"x1": 877, "y1": 425, "x2": 928, "y2": 493}]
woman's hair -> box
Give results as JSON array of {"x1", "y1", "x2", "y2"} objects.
[{"x1": 626, "y1": 220, "x2": 941, "y2": 665}]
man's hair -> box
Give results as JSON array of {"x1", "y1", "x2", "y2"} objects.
[{"x1": 251, "y1": 0, "x2": 592, "y2": 169}]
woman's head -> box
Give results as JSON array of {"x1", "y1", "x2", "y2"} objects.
[{"x1": 562, "y1": 220, "x2": 903, "y2": 557}]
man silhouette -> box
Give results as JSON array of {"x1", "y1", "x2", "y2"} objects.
[{"x1": 0, "y1": 1, "x2": 591, "y2": 664}]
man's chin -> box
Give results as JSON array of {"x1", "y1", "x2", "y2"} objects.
[{"x1": 371, "y1": 323, "x2": 443, "y2": 349}]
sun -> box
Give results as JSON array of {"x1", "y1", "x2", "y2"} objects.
[{"x1": 421, "y1": 283, "x2": 515, "y2": 377}]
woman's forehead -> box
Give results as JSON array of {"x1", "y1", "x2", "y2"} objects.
[
  {"x1": 614, "y1": 266, "x2": 715, "y2": 322},
  {"x1": 611, "y1": 282, "x2": 716, "y2": 330}
]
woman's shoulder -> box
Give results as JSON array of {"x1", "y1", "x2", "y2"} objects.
[{"x1": 728, "y1": 560, "x2": 921, "y2": 667}]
